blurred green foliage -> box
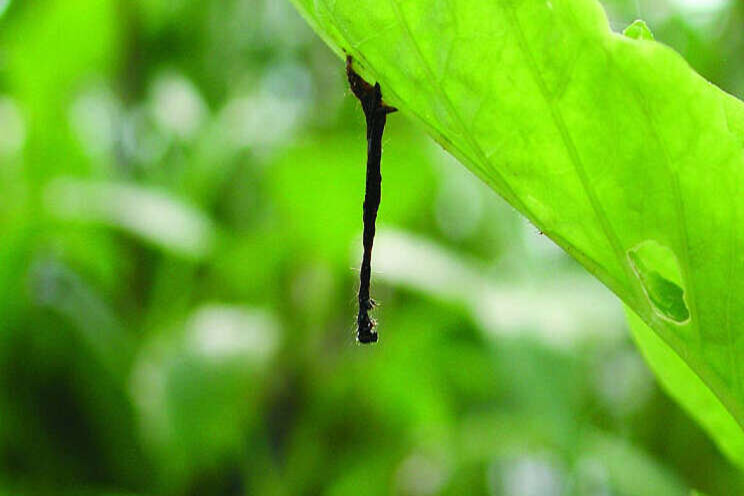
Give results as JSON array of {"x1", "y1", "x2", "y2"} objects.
[{"x1": 0, "y1": 0, "x2": 743, "y2": 494}]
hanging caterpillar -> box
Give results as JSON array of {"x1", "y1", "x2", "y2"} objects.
[{"x1": 346, "y1": 56, "x2": 397, "y2": 344}]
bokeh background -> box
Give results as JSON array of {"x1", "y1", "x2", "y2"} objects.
[{"x1": 0, "y1": 0, "x2": 743, "y2": 494}]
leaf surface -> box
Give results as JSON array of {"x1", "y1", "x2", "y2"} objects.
[{"x1": 289, "y1": 0, "x2": 744, "y2": 462}]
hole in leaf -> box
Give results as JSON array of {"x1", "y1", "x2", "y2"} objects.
[{"x1": 627, "y1": 240, "x2": 690, "y2": 324}]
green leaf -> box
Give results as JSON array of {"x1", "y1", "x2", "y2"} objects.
[
  {"x1": 623, "y1": 20, "x2": 655, "y2": 41},
  {"x1": 289, "y1": 0, "x2": 744, "y2": 466},
  {"x1": 627, "y1": 310, "x2": 744, "y2": 468}
]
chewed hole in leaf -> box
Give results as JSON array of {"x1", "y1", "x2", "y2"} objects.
[{"x1": 628, "y1": 240, "x2": 690, "y2": 324}]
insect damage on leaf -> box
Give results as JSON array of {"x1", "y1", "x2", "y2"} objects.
[
  {"x1": 627, "y1": 240, "x2": 690, "y2": 324},
  {"x1": 346, "y1": 55, "x2": 397, "y2": 344}
]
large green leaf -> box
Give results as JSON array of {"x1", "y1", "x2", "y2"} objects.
[{"x1": 288, "y1": 0, "x2": 744, "y2": 465}]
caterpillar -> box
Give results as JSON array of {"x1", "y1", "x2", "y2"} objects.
[{"x1": 346, "y1": 56, "x2": 397, "y2": 344}]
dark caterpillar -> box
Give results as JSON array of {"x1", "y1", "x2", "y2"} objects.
[{"x1": 346, "y1": 56, "x2": 397, "y2": 344}]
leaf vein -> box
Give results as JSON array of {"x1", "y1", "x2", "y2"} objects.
[{"x1": 495, "y1": 0, "x2": 637, "y2": 304}]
